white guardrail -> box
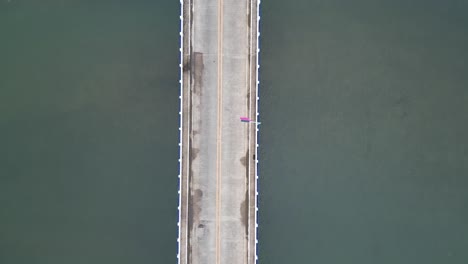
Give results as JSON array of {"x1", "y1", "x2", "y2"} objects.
[
  {"x1": 177, "y1": 0, "x2": 184, "y2": 263},
  {"x1": 176, "y1": 0, "x2": 261, "y2": 263},
  {"x1": 254, "y1": 1, "x2": 261, "y2": 263}
]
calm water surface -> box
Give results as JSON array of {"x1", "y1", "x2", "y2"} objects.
[
  {"x1": 1, "y1": 0, "x2": 468, "y2": 264},
  {"x1": 259, "y1": 0, "x2": 468, "y2": 263},
  {"x1": 1, "y1": 1, "x2": 179, "y2": 263}
]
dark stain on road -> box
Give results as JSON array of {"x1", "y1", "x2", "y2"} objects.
[
  {"x1": 192, "y1": 52, "x2": 204, "y2": 96},
  {"x1": 240, "y1": 149, "x2": 250, "y2": 237},
  {"x1": 240, "y1": 193, "x2": 248, "y2": 237},
  {"x1": 190, "y1": 148, "x2": 200, "y2": 162},
  {"x1": 240, "y1": 152, "x2": 247, "y2": 167},
  {"x1": 188, "y1": 188, "x2": 203, "y2": 239}
]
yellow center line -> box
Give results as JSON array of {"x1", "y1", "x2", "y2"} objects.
[{"x1": 216, "y1": 0, "x2": 223, "y2": 263}]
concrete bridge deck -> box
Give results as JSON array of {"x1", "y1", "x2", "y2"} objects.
[{"x1": 178, "y1": 0, "x2": 260, "y2": 263}]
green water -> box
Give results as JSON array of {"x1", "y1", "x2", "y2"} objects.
[
  {"x1": 1, "y1": 0, "x2": 468, "y2": 263},
  {"x1": 0, "y1": 1, "x2": 179, "y2": 263},
  {"x1": 259, "y1": 0, "x2": 468, "y2": 263}
]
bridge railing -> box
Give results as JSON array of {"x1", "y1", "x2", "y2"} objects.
[
  {"x1": 177, "y1": 0, "x2": 185, "y2": 264},
  {"x1": 254, "y1": 1, "x2": 261, "y2": 263}
]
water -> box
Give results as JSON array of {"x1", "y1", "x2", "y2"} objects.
[
  {"x1": 0, "y1": 1, "x2": 180, "y2": 263},
  {"x1": 1, "y1": 1, "x2": 468, "y2": 264},
  {"x1": 258, "y1": 0, "x2": 468, "y2": 263}
]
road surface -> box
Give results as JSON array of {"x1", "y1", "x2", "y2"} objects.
[{"x1": 178, "y1": 0, "x2": 260, "y2": 263}]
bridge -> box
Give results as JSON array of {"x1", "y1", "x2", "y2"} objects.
[{"x1": 177, "y1": 0, "x2": 261, "y2": 263}]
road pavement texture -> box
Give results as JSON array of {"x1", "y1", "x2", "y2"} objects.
[{"x1": 179, "y1": 0, "x2": 259, "y2": 263}]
